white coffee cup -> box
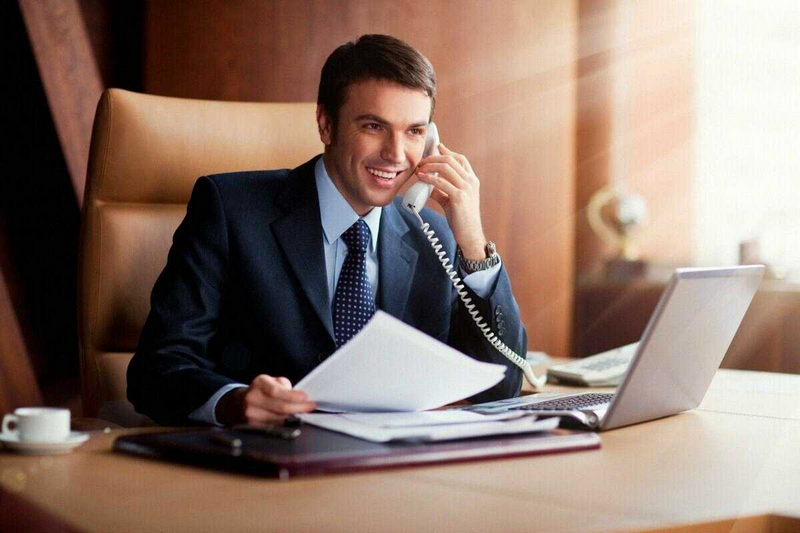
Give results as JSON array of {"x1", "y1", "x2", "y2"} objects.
[{"x1": 2, "y1": 407, "x2": 71, "y2": 443}]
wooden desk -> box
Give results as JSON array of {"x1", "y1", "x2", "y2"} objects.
[{"x1": 2, "y1": 370, "x2": 799, "y2": 532}]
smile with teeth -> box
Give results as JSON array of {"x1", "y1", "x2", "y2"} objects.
[{"x1": 367, "y1": 167, "x2": 402, "y2": 180}]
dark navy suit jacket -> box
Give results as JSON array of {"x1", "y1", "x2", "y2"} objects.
[{"x1": 128, "y1": 156, "x2": 526, "y2": 425}]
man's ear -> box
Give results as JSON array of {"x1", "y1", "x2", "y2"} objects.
[{"x1": 316, "y1": 105, "x2": 333, "y2": 146}]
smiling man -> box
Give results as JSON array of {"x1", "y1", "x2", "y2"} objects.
[{"x1": 127, "y1": 35, "x2": 528, "y2": 426}]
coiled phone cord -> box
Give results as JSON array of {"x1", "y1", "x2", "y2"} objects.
[{"x1": 412, "y1": 212, "x2": 547, "y2": 390}]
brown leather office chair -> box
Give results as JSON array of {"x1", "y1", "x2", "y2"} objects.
[{"x1": 79, "y1": 89, "x2": 322, "y2": 426}]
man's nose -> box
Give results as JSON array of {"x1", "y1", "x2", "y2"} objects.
[{"x1": 380, "y1": 133, "x2": 405, "y2": 164}]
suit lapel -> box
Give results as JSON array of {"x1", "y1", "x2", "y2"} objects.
[
  {"x1": 378, "y1": 204, "x2": 418, "y2": 320},
  {"x1": 271, "y1": 158, "x2": 335, "y2": 343},
  {"x1": 271, "y1": 160, "x2": 419, "y2": 339}
]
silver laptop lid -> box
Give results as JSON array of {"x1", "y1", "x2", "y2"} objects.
[{"x1": 602, "y1": 265, "x2": 765, "y2": 430}]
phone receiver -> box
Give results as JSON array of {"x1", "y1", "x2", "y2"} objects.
[
  {"x1": 401, "y1": 121, "x2": 547, "y2": 390},
  {"x1": 402, "y1": 122, "x2": 439, "y2": 215}
]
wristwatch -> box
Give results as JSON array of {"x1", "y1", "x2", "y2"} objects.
[{"x1": 457, "y1": 241, "x2": 500, "y2": 274}]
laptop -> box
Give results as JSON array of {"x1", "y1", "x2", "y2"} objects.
[{"x1": 464, "y1": 265, "x2": 765, "y2": 430}]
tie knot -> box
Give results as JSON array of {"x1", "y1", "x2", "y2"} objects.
[{"x1": 342, "y1": 219, "x2": 370, "y2": 255}]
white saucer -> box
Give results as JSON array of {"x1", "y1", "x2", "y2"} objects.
[{"x1": 0, "y1": 431, "x2": 90, "y2": 455}]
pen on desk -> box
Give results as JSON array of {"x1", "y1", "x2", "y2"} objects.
[
  {"x1": 211, "y1": 433, "x2": 243, "y2": 449},
  {"x1": 284, "y1": 415, "x2": 302, "y2": 428}
]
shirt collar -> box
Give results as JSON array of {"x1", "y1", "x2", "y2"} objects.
[{"x1": 315, "y1": 157, "x2": 381, "y2": 252}]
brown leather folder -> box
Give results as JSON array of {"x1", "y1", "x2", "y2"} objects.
[{"x1": 113, "y1": 425, "x2": 600, "y2": 479}]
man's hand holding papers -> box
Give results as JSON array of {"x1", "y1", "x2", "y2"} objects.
[
  {"x1": 295, "y1": 311, "x2": 507, "y2": 412},
  {"x1": 294, "y1": 312, "x2": 560, "y2": 443}
]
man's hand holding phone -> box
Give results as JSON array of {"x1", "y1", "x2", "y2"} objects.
[
  {"x1": 415, "y1": 144, "x2": 488, "y2": 260},
  {"x1": 216, "y1": 374, "x2": 317, "y2": 426}
]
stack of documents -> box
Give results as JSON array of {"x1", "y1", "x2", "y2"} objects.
[
  {"x1": 296, "y1": 311, "x2": 507, "y2": 412},
  {"x1": 299, "y1": 411, "x2": 560, "y2": 443}
]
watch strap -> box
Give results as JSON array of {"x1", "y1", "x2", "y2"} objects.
[{"x1": 457, "y1": 241, "x2": 500, "y2": 274}]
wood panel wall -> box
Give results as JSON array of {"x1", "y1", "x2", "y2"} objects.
[
  {"x1": 142, "y1": 0, "x2": 578, "y2": 357},
  {"x1": 623, "y1": 0, "x2": 693, "y2": 266},
  {"x1": 3, "y1": 0, "x2": 85, "y2": 411},
  {"x1": 572, "y1": 0, "x2": 694, "y2": 355},
  {"x1": 0, "y1": 247, "x2": 42, "y2": 413},
  {"x1": 575, "y1": 0, "x2": 694, "y2": 275},
  {"x1": 575, "y1": 0, "x2": 616, "y2": 276},
  {"x1": 18, "y1": 0, "x2": 104, "y2": 207}
]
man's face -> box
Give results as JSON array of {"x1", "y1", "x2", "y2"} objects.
[{"x1": 317, "y1": 79, "x2": 432, "y2": 216}]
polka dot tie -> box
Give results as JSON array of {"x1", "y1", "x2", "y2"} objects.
[{"x1": 333, "y1": 219, "x2": 376, "y2": 347}]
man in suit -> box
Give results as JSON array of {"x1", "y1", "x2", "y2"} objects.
[{"x1": 128, "y1": 34, "x2": 527, "y2": 426}]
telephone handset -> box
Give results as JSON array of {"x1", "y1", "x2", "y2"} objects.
[
  {"x1": 401, "y1": 124, "x2": 547, "y2": 390},
  {"x1": 403, "y1": 122, "x2": 439, "y2": 214}
]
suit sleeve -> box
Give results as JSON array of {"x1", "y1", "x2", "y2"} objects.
[
  {"x1": 447, "y1": 260, "x2": 527, "y2": 403},
  {"x1": 127, "y1": 176, "x2": 237, "y2": 425}
]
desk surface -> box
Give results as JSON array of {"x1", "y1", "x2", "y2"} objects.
[{"x1": 2, "y1": 369, "x2": 799, "y2": 533}]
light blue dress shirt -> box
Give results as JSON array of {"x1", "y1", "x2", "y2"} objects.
[{"x1": 189, "y1": 157, "x2": 501, "y2": 425}]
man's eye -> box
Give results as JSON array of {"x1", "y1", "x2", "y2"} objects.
[
  {"x1": 409, "y1": 128, "x2": 423, "y2": 136},
  {"x1": 365, "y1": 123, "x2": 381, "y2": 131}
]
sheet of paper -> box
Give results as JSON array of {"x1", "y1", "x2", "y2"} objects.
[
  {"x1": 338, "y1": 410, "x2": 527, "y2": 428},
  {"x1": 299, "y1": 413, "x2": 560, "y2": 443},
  {"x1": 296, "y1": 311, "x2": 506, "y2": 412}
]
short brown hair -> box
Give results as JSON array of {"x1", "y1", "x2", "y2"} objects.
[{"x1": 317, "y1": 34, "x2": 436, "y2": 129}]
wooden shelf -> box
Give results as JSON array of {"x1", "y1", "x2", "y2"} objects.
[{"x1": 574, "y1": 267, "x2": 800, "y2": 374}]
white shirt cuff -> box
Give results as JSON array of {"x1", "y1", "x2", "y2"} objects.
[
  {"x1": 188, "y1": 382, "x2": 248, "y2": 426},
  {"x1": 460, "y1": 258, "x2": 502, "y2": 299}
]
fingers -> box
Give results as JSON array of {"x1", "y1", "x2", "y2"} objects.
[
  {"x1": 440, "y1": 143, "x2": 474, "y2": 174},
  {"x1": 420, "y1": 145, "x2": 475, "y2": 180},
  {"x1": 418, "y1": 155, "x2": 468, "y2": 181},
  {"x1": 428, "y1": 187, "x2": 450, "y2": 208},
  {"x1": 242, "y1": 374, "x2": 316, "y2": 424},
  {"x1": 244, "y1": 396, "x2": 316, "y2": 418},
  {"x1": 414, "y1": 143, "x2": 485, "y2": 250},
  {"x1": 417, "y1": 162, "x2": 468, "y2": 189},
  {"x1": 242, "y1": 396, "x2": 316, "y2": 424},
  {"x1": 250, "y1": 374, "x2": 308, "y2": 402},
  {"x1": 417, "y1": 171, "x2": 462, "y2": 200},
  {"x1": 418, "y1": 152, "x2": 479, "y2": 194}
]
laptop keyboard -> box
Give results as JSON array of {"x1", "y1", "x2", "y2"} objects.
[{"x1": 511, "y1": 393, "x2": 615, "y2": 411}]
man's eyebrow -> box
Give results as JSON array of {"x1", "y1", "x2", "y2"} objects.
[
  {"x1": 354, "y1": 114, "x2": 429, "y2": 129},
  {"x1": 354, "y1": 114, "x2": 390, "y2": 125}
]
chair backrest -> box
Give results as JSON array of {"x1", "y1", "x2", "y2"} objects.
[{"x1": 79, "y1": 89, "x2": 322, "y2": 426}]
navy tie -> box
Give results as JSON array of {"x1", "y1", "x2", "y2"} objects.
[{"x1": 333, "y1": 219, "x2": 376, "y2": 347}]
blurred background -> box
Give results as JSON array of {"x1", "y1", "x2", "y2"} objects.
[{"x1": 2, "y1": 0, "x2": 798, "y2": 414}]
